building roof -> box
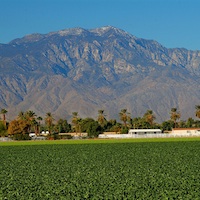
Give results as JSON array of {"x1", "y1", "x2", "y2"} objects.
[{"x1": 129, "y1": 129, "x2": 161, "y2": 132}]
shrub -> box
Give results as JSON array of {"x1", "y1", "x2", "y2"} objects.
[
  {"x1": 87, "y1": 121, "x2": 102, "y2": 138},
  {"x1": 11, "y1": 133, "x2": 31, "y2": 140}
]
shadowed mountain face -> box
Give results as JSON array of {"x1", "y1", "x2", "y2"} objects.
[{"x1": 0, "y1": 26, "x2": 200, "y2": 122}]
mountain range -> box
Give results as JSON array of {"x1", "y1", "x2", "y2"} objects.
[{"x1": 0, "y1": 26, "x2": 200, "y2": 122}]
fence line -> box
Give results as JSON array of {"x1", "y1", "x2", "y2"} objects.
[{"x1": 98, "y1": 133, "x2": 200, "y2": 139}]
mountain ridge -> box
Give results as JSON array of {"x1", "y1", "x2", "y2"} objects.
[{"x1": 0, "y1": 26, "x2": 200, "y2": 122}]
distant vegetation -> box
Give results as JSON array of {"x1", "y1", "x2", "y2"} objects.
[{"x1": 0, "y1": 106, "x2": 200, "y2": 140}]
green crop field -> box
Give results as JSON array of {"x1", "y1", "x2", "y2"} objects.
[{"x1": 1, "y1": 138, "x2": 200, "y2": 199}]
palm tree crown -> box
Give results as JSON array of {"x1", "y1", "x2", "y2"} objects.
[
  {"x1": 170, "y1": 108, "x2": 181, "y2": 128},
  {"x1": 195, "y1": 105, "x2": 200, "y2": 119},
  {"x1": 1, "y1": 108, "x2": 8, "y2": 126},
  {"x1": 143, "y1": 110, "x2": 156, "y2": 126},
  {"x1": 97, "y1": 110, "x2": 107, "y2": 127},
  {"x1": 119, "y1": 109, "x2": 131, "y2": 128},
  {"x1": 45, "y1": 112, "x2": 54, "y2": 134}
]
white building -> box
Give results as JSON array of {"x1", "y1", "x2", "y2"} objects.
[
  {"x1": 98, "y1": 129, "x2": 162, "y2": 139},
  {"x1": 98, "y1": 128, "x2": 200, "y2": 139},
  {"x1": 128, "y1": 129, "x2": 162, "y2": 135},
  {"x1": 171, "y1": 128, "x2": 200, "y2": 136},
  {"x1": 29, "y1": 133, "x2": 36, "y2": 137}
]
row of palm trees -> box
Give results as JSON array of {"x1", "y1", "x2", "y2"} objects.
[
  {"x1": 0, "y1": 105, "x2": 200, "y2": 136},
  {"x1": 2, "y1": 110, "x2": 54, "y2": 136}
]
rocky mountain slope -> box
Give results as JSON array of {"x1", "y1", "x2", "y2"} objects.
[{"x1": 0, "y1": 26, "x2": 200, "y2": 122}]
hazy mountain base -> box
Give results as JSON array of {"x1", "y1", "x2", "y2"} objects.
[{"x1": 0, "y1": 26, "x2": 200, "y2": 122}]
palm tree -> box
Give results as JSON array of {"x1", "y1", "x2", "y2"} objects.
[
  {"x1": 25, "y1": 110, "x2": 36, "y2": 121},
  {"x1": 97, "y1": 110, "x2": 107, "y2": 127},
  {"x1": 119, "y1": 109, "x2": 131, "y2": 128},
  {"x1": 18, "y1": 111, "x2": 25, "y2": 120},
  {"x1": 45, "y1": 112, "x2": 54, "y2": 134},
  {"x1": 31, "y1": 119, "x2": 39, "y2": 135},
  {"x1": 143, "y1": 110, "x2": 156, "y2": 127},
  {"x1": 37, "y1": 116, "x2": 43, "y2": 135},
  {"x1": 170, "y1": 108, "x2": 181, "y2": 128},
  {"x1": 1, "y1": 108, "x2": 7, "y2": 127},
  {"x1": 195, "y1": 105, "x2": 200, "y2": 119},
  {"x1": 24, "y1": 110, "x2": 37, "y2": 133},
  {"x1": 71, "y1": 112, "x2": 81, "y2": 134}
]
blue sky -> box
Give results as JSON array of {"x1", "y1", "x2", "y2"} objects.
[{"x1": 1, "y1": 0, "x2": 200, "y2": 50}]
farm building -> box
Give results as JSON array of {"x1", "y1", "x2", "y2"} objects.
[
  {"x1": 99, "y1": 129, "x2": 163, "y2": 139},
  {"x1": 128, "y1": 129, "x2": 162, "y2": 135},
  {"x1": 58, "y1": 132, "x2": 88, "y2": 137},
  {"x1": 29, "y1": 133, "x2": 36, "y2": 137},
  {"x1": 171, "y1": 128, "x2": 200, "y2": 135}
]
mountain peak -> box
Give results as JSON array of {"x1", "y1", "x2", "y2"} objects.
[
  {"x1": 9, "y1": 26, "x2": 135, "y2": 45},
  {"x1": 9, "y1": 33, "x2": 45, "y2": 45},
  {"x1": 51, "y1": 27, "x2": 88, "y2": 36},
  {"x1": 90, "y1": 26, "x2": 135, "y2": 38}
]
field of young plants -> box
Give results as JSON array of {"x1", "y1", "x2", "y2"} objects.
[{"x1": 1, "y1": 138, "x2": 200, "y2": 199}]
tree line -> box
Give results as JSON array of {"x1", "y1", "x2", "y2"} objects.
[{"x1": 0, "y1": 106, "x2": 200, "y2": 140}]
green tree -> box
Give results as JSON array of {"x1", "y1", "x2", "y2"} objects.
[
  {"x1": 195, "y1": 105, "x2": 200, "y2": 119},
  {"x1": 24, "y1": 110, "x2": 37, "y2": 133},
  {"x1": 0, "y1": 121, "x2": 7, "y2": 136},
  {"x1": 8, "y1": 119, "x2": 30, "y2": 140},
  {"x1": 132, "y1": 117, "x2": 149, "y2": 129},
  {"x1": 104, "y1": 119, "x2": 119, "y2": 132},
  {"x1": 97, "y1": 110, "x2": 107, "y2": 127},
  {"x1": 195, "y1": 120, "x2": 200, "y2": 128},
  {"x1": 45, "y1": 112, "x2": 54, "y2": 134},
  {"x1": 120, "y1": 126, "x2": 129, "y2": 134},
  {"x1": 161, "y1": 120, "x2": 174, "y2": 131},
  {"x1": 80, "y1": 118, "x2": 95, "y2": 132},
  {"x1": 17, "y1": 111, "x2": 25, "y2": 120},
  {"x1": 143, "y1": 110, "x2": 156, "y2": 127},
  {"x1": 55, "y1": 119, "x2": 71, "y2": 133},
  {"x1": 185, "y1": 117, "x2": 195, "y2": 128},
  {"x1": 119, "y1": 109, "x2": 131, "y2": 128},
  {"x1": 86, "y1": 121, "x2": 102, "y2": 138},
  {"x1": 179, "y1": 120, "x2": 186, "y2": 128},
  {"x1": 170, "y1": 108, "x2": 181, "y2": 128},
  {"x1": 17, "y1": 110, "x2": 37, "y2": 133},
  {"x1": 37, "y1": 116, "x2": 43, "y2": 135},
  {"x1": 71, "y1": 112, "x2": 81, "y2": 134},
  {"x1": 132, "y1": 117, "x2": 140, "y2": 129},
  {"x1": 1, "y1": 108, "x2": 8, "y2": 127},
  {"x1": 110, "y1": 123, "x2": 121, "y2": 133},
  {"x1": 31, "y1": 118, "x2": 39, "y2": 134}
]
